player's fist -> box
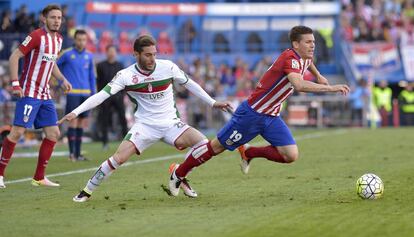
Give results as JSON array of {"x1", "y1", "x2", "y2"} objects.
[
  {"x1": 11, "y1": 81, "x2": 23, "y2": 98},
  {"x1": 62, "y1": 79, "x2": 72, "y2": 93},
  {"x1": 58, "y1": 112, "x2": 77, "y2": 125},
  {"x1": 331, "y1": 84, "x2": 350, "y2": 95}
]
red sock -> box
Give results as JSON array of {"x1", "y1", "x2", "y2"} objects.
[
  {"x1": 33, "y1": 138, "x2": 56, "y2": 180},
  {"x1": 245, "y1": 145, "x2": 287, "y2": 163},
  {"x1": 0, "y1": 137, "x2": 17, "y2": 176},
  {"x1": 176, "y1": 141, "x2": 215, "y2": 177}
]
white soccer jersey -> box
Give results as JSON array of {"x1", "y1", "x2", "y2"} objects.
[{"x1": 103, "y1": 59, "x2": 188, "y2": 124}]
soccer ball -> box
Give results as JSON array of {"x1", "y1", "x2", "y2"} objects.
[{"x1": 356, "y1": 173, "x2": 384, "y2": 200}]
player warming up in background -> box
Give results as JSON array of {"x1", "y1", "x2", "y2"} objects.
[
  {"x1": 168, "y1": 25, "x2": 350, "y2": 196},
  {"x1": 0, "y1": 4, "x2": 72, "y2": 188},
  {"x1": 57, "y1": 29, "x2": 96, "y2": 161},
  {"x1": 59, "y1": 35, "x2": 231, "y2": 202}
]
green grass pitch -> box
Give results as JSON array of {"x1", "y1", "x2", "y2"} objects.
[{"x1": 0, "y1": 128, "x2": 413, "y2": 237}]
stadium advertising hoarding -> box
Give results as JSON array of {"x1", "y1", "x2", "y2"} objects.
[{"x1": 85, "y1": 2, "x2": 338, "y2": 16}]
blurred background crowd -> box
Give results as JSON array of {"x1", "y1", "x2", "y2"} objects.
[{"x1": 1, "y1": 0, "x2": 414, "y2": 147}]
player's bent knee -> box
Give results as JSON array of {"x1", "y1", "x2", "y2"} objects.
[{"x1": 284, "y1": 150, "x2": 299, "y2": 163}]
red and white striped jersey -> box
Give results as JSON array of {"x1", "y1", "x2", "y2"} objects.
[
  {"x1": 18, "y1": 28, "x2": 63, "y2": 100},
  {"x1": 247, "y1": 49, "x2": 312, "y2": 116}
]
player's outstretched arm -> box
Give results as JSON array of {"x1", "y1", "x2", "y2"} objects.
[
  {"x1": 58, "y1": 112, "x2": 77, "y2": 124},
  {"x1": 183, "y1": 78, "x2": 233, "y2": 111},
  {"x1": 58, "y1": 90, "x2": 111, "y2": 125},
  {"x1": 308, "y1": 63, "x2": 329, "y2": 85},
  {"x1": 288, "y1": 72, "x2": 350, "y2": 95},
  {"x1": 213, "y1": 101, "x2": 234, "y2": 112}
]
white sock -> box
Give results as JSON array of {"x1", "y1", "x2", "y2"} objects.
[{"x1": 85, "y1": 157, "x2": 120, "y2": 193}]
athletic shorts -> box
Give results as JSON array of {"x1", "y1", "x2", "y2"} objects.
[
  {"x1": 65, "y1": 95, "x2": 89, "y2": 118},
  {"x1": 13, "y1": 97, "x2": 58, "y2": 129},
  {"x1": 217, "y1": 100, "x2": 296, "y2": 151},
  {"x1": 124, "y1": 119, "x2": 190, "y2": 154}
]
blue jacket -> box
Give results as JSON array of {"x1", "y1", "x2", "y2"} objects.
[{"x1": 57, "y1": 47, "x2": 96, "y2": 96}]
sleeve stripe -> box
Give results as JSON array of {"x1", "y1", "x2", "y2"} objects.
[
  {"x1": 179, "y1": 72, "x2": 190, "y2": 85},
  {"x1": 103, "y1": 85, "x2": 112, "y2": 95}
]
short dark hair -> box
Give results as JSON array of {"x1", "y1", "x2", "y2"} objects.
[
  {"x1": 42, "y1": 4, "x2": 62, "y2": 17},
  {"x1": 74, "y1": 29, "x2": 87, "y2": 38},
  {"x1": 289, "y1": 26, "x2": 313, "y2": 43},
  {"x1": 134, "y1": 35, "x2": 156, "y2": 52}
]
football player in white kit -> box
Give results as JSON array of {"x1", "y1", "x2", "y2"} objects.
[{"x1": 59, "y1": 35, "x2": 232, "y2": 202}]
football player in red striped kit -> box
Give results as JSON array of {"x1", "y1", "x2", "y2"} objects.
[
  {"x1": 169, "y1": 25, "x2": 350, "y2": 197},
  {"x1": 0, "y1": 4, "x2": 72, "y2": 188}
]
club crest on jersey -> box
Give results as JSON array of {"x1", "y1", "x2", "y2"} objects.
[
  {"x1": 132, "y1": 75, "x2": 139, "y2": 84},
  {"x1": 22, "y1": 36, "x2": 32, "y2": 46},
  {"x1": 225, "y1": 139, "x2": 234, "y2": 146},
  {"x1": 291, "y1": 59, "x2": 300, "y2": 69},
  {"x1": 23, "y1": 116, "x2": 29, "y2": 123},
  {"x1": 147, "y1": 83, "x2": 153, "y2": 92}
]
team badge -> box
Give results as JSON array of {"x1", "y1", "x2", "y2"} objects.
[
  {"x1": 148, "y1": 83, "x2": 153, "y2": 92},
  {"x1": 70, "y1": 54, "x2": 76, "y2": 59},
  {"x1": 225, "y1": 139, "x2": 234, "y2": 146},
  {"x1": 132, "y1": 75, "x2": 139, "y2": 84},
  {"x1": 95, "y1": 169, "x2": 105, "y2": 181},
  {"x1": 22, "y1": 36, "x2": 32, "y2": 46},
  {"x1": 174, "y1": 121, "x2": 185, "y2": 128},
  {"x1": 291, "y1": 59, "x2": 299, "y2": 69},
  {"x1": 23, "y1": 116, "x2": 29, "y2": 123}
]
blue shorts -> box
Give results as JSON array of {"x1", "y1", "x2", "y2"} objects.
[
  {"x1": 65, "y1": 95, "x2": 89, "y2": 118},
  {"x1": 13, "y1": 97, "x2": 58, "y2": 129},
  {"x1": 217, "y1": 101, "x2": 296, "y2": 151}
]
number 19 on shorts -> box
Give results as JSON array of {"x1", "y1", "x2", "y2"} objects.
[{"x1": 225, "y1": 130, "x2": 243, "y2": 146}]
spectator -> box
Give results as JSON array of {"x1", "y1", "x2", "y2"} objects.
[
  {"x1": 0, "y1": 10, "x2": 15, "y2": 33},
  {"x1": 178, "y1": 19, "x2": 196, "y2": 53},
  {"x1": 373, "y1": 80, "x2": 392, "y2": 127},
  {"x1": 14, "y1": 4, "x2": 31, "y2": 33},
  {"x1": 398, "y1": 83, "x2": 414, "y2": 126},
  {"x1": 349, "y1": 79, "x2": 369, "y2": 127}
]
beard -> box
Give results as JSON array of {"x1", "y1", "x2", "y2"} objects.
[{"x1": 46, "y1": 23, "x2": 60, "y2": 33}]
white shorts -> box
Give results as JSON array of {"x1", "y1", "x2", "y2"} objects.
[{"x1": 125, "y1": 119, "x2": 190, "y2": 154}]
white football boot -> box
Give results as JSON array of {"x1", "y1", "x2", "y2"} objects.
[{"x1": 238, "y1": 144, "x2": 251, "y2": 174}]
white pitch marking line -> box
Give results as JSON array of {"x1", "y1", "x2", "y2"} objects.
[{"x1": 4, "y1": 129, "x2": 347, "y2": 185}]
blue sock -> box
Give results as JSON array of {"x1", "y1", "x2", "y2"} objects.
[
  {"x1": 67, "y1": 128, "x2": 76, "y2": 157},
  {"x1": 75, "y1": 128, "x2": 83, "y2": 158}
]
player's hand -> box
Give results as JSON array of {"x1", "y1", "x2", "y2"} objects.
[
  {"x1": 12, "y1": 85, "x2": 23, "y2": 98},
  {"x1": 62, "y1": 79, "x2": 72, "y2": 93},
  {"x1": 316, "y1": 75, "x2": 329, "y2": 85},
  {"x1": 213, "y1": 101, "x2": 234, "y2": 113},
  {"x1": 331, "y1": 84, "x2": 350, "y2": 96},
  {"x1": 58, "y1": 112, "x2": 77, "y2": 125}
]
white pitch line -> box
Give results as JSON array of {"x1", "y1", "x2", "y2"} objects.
[{"x1": 4, "y1": 129, "x2": 347, "y2": 185}]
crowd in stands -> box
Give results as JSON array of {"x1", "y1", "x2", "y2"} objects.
[
  {"x1": 2, "y1": 2, "x2": 414, "y2": 130},
  {"x1": 340, "y1": 0, "x2": 414, "y2": 44}
]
